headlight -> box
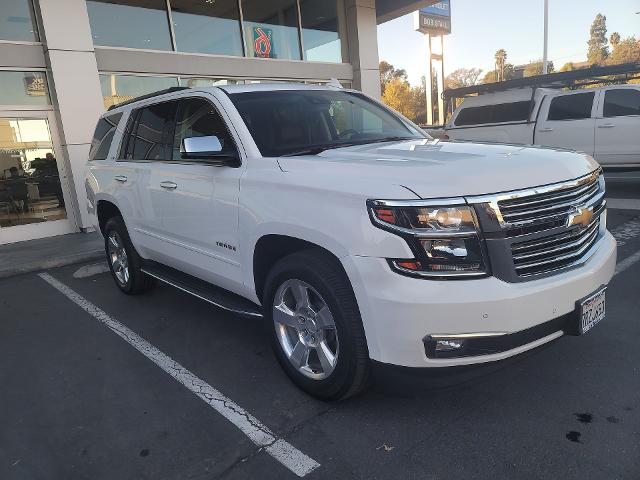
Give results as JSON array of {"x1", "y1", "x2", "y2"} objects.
[{"x1": 368, "y1": 199, "x2": 489, "y2": 278}]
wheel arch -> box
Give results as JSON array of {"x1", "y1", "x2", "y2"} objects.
[
  {"x1": 96, "y1": 199, "x2": 123, "y2": 236},
  {"x1": 252, "y1": 234, "x2": 349, "y2": 304}
]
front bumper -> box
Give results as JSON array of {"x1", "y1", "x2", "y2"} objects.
[{"x1": 342, "y1": 231, "x2": 617, "y2": 368}]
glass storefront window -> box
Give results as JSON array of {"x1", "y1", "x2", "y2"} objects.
[
  {"x1": 241, "y1": 0, "x2": 301, "y2": 61},
  {"x1": 100, "y1": 74, "x2": 179, "y2": 109},
  {"x1": 299, "y1": 0, "x2": 346, "y2": 63},
  {"x1": 170, "y1": 0, "x2": 243, "y2": 56},
  {"x1": 86, "y1": 0, "x2": 172, "y2": 51},
  {"x1": 0, "y1": 118, "x2": 67, "y2": 228},
  {"x1": 0, "y1": 0, "x2": 38, "y2": 42},
  {"x1": 0, "y1": 71, "x2": 50, "y2": 106}
]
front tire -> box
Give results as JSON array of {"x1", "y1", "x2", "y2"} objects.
[
  {"x1": 264, "y1": 250, "x2": 370, "y2": 400},
  {"x1": 104, "y1": 217, "x2": 154, "y2": 295}
]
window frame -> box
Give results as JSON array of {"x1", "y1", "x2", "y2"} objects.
[
  {"x1": 453, "y1": 100, "x2": 533, "y2": 128},
  {"x1": 602, "y1": 88, "x2": 640, "y2": 119},
  {"x1": 171, "y1": 96, "x2": 241, "y2": 163},
  {"x1": 89, "y1": 112, "x2": 123, "y2": 161},
  {"x1": 117, "y1": 95, "x2": 241, "y2": 165},
  {"x1": 546, "y1": 91, "x2": 596, "y2": 122}
]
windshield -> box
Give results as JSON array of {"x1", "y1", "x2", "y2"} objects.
[{"x1": 228, "y1": 89, "x2": 426, "y2": 157}]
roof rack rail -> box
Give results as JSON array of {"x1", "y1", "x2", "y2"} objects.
[
  {"x1": 107, "y1": 86, "x2": 190, "y2": 111},
  {"x1": 443, "y1": 62, "x2": 640, "y2": 100}
]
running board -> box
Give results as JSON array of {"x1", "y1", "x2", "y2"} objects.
[{"x1": 141, "y1": 262, "x2": 263, "y2": 318}]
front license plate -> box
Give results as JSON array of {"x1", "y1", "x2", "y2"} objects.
[{"x1": 578, "y1": 287, "x2": 606, "y2": 334}]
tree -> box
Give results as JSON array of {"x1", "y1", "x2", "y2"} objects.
[
  {"x1": 587, "y1": 14, "x2": 609, "y2": 65},
  {"x1": 482, "y1": 63, "x2": 514, "y2": 83},
  {"x1": 382, "y1": 78, "x2": 416, "y2": 119},
  {"x1": 445, "y1": 68, "x2": 483, "y2": 89},
  {"x1": 560, "y1": 62, "x2": 577, "y2": 72},
  {"x1": 495, "y1": 49, "x2": 508, "y2": 81},
  {"x1": 379, "y1": 61, "x2": 408, "y2": 95},
  {"x1": 610, "y1": 32, "x2": 621, "y2": 47},
  {"x1": 523, "y1": 60, "x2": 554, "y2": 77},
  {"x1": 608, "y1": 36, "x2": 640, "y2": 65}
]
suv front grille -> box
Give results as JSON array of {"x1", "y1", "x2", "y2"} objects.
[
  {"x1": 469, "y1": 169, "x2": 606, "y2": 282},
  {"x1": 511, "y1": 216, "x2": 601, "y2": 277}
]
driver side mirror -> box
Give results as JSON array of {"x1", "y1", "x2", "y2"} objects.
[{"x1": 180, "y1": 135, "x2": 240, "y2": 167}]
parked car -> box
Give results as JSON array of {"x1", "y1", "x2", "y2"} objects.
[
  {"x1": 86, "y1": 84, "x2": 616, "y2": 400},
  {"x1": 445, "y1": 84, "x2": 640, "y2": 169}
]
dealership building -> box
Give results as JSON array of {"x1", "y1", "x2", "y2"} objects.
[{"x1": 0, "y1": 0, "x2": 430, "y2": 244}]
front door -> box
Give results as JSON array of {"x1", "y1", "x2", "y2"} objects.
[
  {"x1": 0, "y1": 111, "x2": 76, "y2": 245},
  {"x1": 146, "y1": 94, "x2": 244, "y2": 293},
  {"x1": 535, "y1": 91, "x2": 597, "y2": 156}
]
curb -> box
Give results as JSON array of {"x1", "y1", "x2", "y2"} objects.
[{"x1": 0, "y1": 249, "x2": 104, "y2": 279}]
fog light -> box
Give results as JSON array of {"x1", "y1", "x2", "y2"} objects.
[{"x1": 435, "y1": 339, "x2": 464, "y2": 352}]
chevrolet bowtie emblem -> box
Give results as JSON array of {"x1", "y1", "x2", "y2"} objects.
[{"x1": 567, "y1": 207, "x2": 594, "y2": 229}]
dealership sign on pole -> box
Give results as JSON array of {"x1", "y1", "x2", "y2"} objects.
[
  {"x1": 414, "y1": 1, "x2": 451, "y2": 126},
  {"x1": 415, "y1": 0, "x2": 451, "y2": 35}
]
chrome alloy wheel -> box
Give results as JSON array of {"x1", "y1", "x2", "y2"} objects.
[
  {"x1": 107, "y1": 231, "x2": 129, "y2": 285},
  {"x1": 273, "y1": 279, "x2": 339, "y2": 380}
]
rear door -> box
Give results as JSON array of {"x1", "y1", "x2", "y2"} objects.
[
  {"x1": 535, "y1": 91, "x2": 597, "y2": 155},
  {"x1": 594, "y1": 87, "x2": 640, "y2": 167},
  {"x1": 115, "y1": 100, "x2": 178, "y2": 258}
]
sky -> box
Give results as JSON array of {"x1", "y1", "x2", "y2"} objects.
[{"x1": 377, "y1": 0, "x2": 640, "y2": 86}]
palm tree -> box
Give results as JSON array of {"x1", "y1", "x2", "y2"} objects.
[{"x1": 495, "y1": 49, "x2": 508, "y2": 81}]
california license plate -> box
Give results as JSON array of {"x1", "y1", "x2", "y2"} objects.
[{"x1": 578, "y1": 287, "x2": 606, "y2": 334}]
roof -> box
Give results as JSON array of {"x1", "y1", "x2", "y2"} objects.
[
  {"x1": 106, "y1": 83, "x2": 343, "y2": 112},
  {"x1": 443, "y1": 62, "x2": 640, "y2": 100}
]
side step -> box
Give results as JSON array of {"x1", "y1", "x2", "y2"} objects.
[{"x1": 141, "y1": 261, "x2": 263, "y2": 318}]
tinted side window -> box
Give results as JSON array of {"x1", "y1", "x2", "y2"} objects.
[
  {"x1": 604, "y1": 89, "x2": 640, "y2": 117},
  {"x1": 89, "y1": 112, "x2": 122, "y2": 161},
  {"x1": 173, "y1": 98, "x2": 237, "y2": 160},
  {"x1": 125, "y1": 101, "x2": 178, "y2": 161},
  {"x1": 454, "y1": 101, "x2": 531, "y2": 126},
  {"x1": 547, "y1": 92, "x2": 594, "y2": 121}
]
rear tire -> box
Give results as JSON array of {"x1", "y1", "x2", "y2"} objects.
[
  {"x1": 104, "y1": 216, "x2": 154, "y2": 295},
  {"x1": 264, "y1": 249, "x2": 371, "y2": 400}
]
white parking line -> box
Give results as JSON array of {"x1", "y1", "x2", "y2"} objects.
[{"x1": 38, "y1": 272, "x2": 319, "y2": 478}]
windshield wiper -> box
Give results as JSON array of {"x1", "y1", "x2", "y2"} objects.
[{"x1": 281, "y1": 147, "x2": 330, "y2": 157}]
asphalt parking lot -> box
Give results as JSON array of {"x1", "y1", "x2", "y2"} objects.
[{"x1": 1, "y1": 175, "x2": 639, "y2": 480}]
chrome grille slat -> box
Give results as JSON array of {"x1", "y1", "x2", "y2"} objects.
[
  {"x1": 500, "y1": 182, "x2": 598, "y2": 211},
  {"x1": 513, "y1": 224, "x2": 600, "y2": 274},
  {"x1": 501, "y1": 188, "x2": 603, "y2": 221},
  {"x1": 512, "y1": 220, "x2": 600, "y2": 262}
]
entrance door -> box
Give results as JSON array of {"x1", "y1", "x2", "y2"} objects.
[{"x1": 0, "y1": 111, "x2": 77, "y2": 245}]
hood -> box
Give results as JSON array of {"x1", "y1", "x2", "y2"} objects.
[{"x1": 277, "y1": 140, "x2": 600, "y2": 199}]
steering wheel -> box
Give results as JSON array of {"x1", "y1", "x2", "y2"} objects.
[{"x1": 337, "y1": 129, "x2": 359, "y2": 140}]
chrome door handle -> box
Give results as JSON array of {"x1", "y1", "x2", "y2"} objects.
[
  {"x1": 539, "y1": 127, "x2": 553, "y2": 132},
  {"x1": 160, "y1": 181, "x2": 178, "y2": 190},
  {"x1": 598, "y1": 123, "x2": 615, "y2": 128},
  {"x1": 114, "y1": 175, "x2": 128, "y2": 183}
]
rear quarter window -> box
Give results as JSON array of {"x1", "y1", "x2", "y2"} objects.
[
  {"x1": 454, "y1": 101, "x2": 531, "y2": 127},
  {"x1": 89, "y1": 112, "x2": 122, "y2": 161}
]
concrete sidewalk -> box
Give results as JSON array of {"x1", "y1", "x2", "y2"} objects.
[{"x1": 0, "y1": 232, "x2": 104, "y2": 279}]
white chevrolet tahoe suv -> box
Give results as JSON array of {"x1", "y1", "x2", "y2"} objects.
[{"x1": 86, "y1": 84, "x2": 617, "y2": 400}]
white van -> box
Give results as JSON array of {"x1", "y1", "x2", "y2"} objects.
[{"x1": 445, "y1": 84, "x2": 640, "y2": 169}]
